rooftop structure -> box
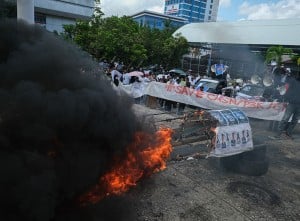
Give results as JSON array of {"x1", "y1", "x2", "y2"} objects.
[
  {"x1": 131, "y1": 10, "x2": 188, "y2": 30},
  {"x1": 174, "y1": 18, "x2": 300, "y2": 52},
  {"x1": 174, "y1": 18, "x2": 300, "y2": 77}
]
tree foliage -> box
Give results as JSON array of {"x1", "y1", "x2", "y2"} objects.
[
  {"x1": 265, "y1": 45, "x2": 293, "y2": 65},
  {"x1": 62, "y1": 5, "x2": 188, "y2": 69},
  {"x1": 0, "y1": 0, "x2": 17, "y2": 18}
]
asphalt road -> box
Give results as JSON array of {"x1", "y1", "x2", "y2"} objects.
[{"x1": 129, "y1": 104, "x2": 300, "y2": 220}]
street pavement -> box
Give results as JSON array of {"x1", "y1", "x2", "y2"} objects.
[{"x1": 130, "y1": 103, "x2": 300, "y2": 220}]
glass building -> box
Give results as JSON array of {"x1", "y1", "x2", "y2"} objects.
[
  {"x1": 164, "y1": 0, "x2": 219, "y2": 23},
  {"x1": 131, "y1": 10, "x2": 188, "y2": 30}
]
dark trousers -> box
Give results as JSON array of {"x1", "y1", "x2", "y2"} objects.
[
  {"x1": 278, "y1": 103, "x2": 300, "y2": 134},
  {"x1": 164, "y1": 100, "x2": 172, "y2": 111},
  {"x1": 177, "y1": 103, "x2": 186, "y2": 115}
]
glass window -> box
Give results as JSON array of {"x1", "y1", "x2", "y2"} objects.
[{"x1": 35, "y1": 13, "x2": 46, "y2": 25}]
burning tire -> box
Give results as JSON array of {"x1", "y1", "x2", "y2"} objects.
[
  {"x1": 220, "y1": 136, "x2": 269, "y2": 176},
  {"x1": 240, "y1": 145, "x2": 266, "y2": 161},
  {"x1": 219, "y1": 154, "x2": 240, "y2": 170},
  {"x1": 220, "y1": 154, "x2": 269, "y2": 176},
  {"x1": 235, "y1": 157, "x2": 269, "y2": 176},
  {"x1": 242, "y1": 136, "x2": 267, "y2": 161}
]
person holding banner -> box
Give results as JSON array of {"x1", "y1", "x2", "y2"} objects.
[{"x1": 177, "y1": 77, "x2": 191, "y2": 115}]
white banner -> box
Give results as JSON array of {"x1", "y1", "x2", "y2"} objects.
[
  {"x1": 166, "y1": 4, "x2": 179, "y2": 14},
  {"x1": 119, "y1": 81, "x2": 286, "y2": 121}
]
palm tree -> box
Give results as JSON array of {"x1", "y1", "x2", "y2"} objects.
[{"x1": 265, "y1": 45, "x2": 293, "y2": 65}]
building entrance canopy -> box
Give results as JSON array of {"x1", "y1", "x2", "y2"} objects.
[{"x1": 173, "y1": 18, "x2": 300, "y2": 51}]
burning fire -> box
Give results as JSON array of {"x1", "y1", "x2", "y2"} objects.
[{"x1": 79, "y1": 127, "x2": 173, "y2": 206}]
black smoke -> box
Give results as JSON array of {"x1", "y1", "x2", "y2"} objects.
[
  {"x1": 0, "y1": 19, "x2": 145, "y2": 221},
  {"x1": 211, "y1": 44, "x2": 266, "y2": 80}
]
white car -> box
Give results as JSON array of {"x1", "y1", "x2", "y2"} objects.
[
  {"x1": 194, "y1": 78, "x2": 227, "y2": 94},
  {"x1": 236, "y1": 84, "x2": 266, "y2": 101}
]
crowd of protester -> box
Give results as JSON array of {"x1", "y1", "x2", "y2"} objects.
[
  {"x1": 100, "y1": 60, "x2": 213, "y2": 115},
  {"x1": 100, "y1": 59, "x2": 300, "y2": 139}
]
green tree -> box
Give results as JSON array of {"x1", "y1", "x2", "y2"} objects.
[
  {"x1": 63, "y1": 14, "x2": 147, "y2": 67},
  {"x1": 0, "y1": 0, "x2": 17, "y2": 18},
  {"x1": 139, "y1": 24, "x2": 188, "y2": 69},
  {"x1": 265, "y1": 45, "x2": 293, "y2": 65},
  {"x1": 62, "y1": 2, "x2": 188, "y2": 69}
]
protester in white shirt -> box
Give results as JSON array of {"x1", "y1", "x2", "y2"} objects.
[
  {"x1": 110, "y1": 65, "x2": 122, "y2": 82},
  {"x1": 122, "y1": 72, "x2": 131, "y2": 85}
]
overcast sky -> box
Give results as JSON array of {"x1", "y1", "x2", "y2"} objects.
[{"x1": 100, "y1": 0, "x2": 300, "y2": 21}]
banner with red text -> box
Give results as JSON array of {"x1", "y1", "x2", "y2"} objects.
[{"x1": 119, "y1": 82, "x2": 286, "y2": 121}]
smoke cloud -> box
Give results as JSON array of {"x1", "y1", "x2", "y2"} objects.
[{"x1": 0, "y1": 19, "x2": 145, "y2": 221}]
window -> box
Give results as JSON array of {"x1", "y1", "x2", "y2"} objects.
[{"x1": 35, "y1": 13, "x2": 46, "y2": 25}]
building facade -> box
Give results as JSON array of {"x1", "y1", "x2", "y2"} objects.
[
  {"x1": 4, "y1": 0, "x2": 94, "y2": 33},
  {"x1": 131, "y1": 10, "x2": 188, "y2": 30},
  {"x1": 34, "y1": 0, "x2": 94, "y2": 33},
  {"x1": 164, "y1": 0, "x2": 219, "y2": 23}
]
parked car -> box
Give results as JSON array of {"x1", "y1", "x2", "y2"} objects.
[
  {"x1": 236, "y1": 84, "x2": 266, "y2": 101},
  {"x1": 221, "y1": 86, "x2": 237, "y2": 97},
  {"x1": 194, "y1": 78, "x2": 227, "y2": 94}
]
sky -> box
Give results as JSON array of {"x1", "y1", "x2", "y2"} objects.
[{"x1": 100, "y1": 0, "x2": 300, "y2": 21}]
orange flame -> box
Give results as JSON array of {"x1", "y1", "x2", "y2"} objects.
[{"x1": 79, "y1": 127, "x2": 173, "y2": 206}]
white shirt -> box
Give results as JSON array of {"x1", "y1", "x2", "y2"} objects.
[
  {"x1": 122, "y1": 73, "x2": 131, "y2": 85},
  {"x1": 111, "y1": 70, "x2": 122, "y2": 81}
]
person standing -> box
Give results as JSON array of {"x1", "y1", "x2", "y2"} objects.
[
  {"x1": 113, "y1": 75, "x2": 119, "y2": 86},
  {"x1": 122, "y1": 69, "x2": 131, "y2": 85},
  {"x1": 177, "y1": 77, "x2": 190, "y2": 115},
  {"x1": 131, "y1": 77, "x2": 143, "y2": 104},
  {"x1": 110, "y1": 64, "x2": 122, "y2": 84},
  {"x1": 273, "y1": 64, "x2": 288, "y2": 101},
  {"x1": 274, "y1": 73, "x2": 300, "y2": 139}
]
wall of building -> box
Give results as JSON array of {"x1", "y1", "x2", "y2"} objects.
[
  {"x1": 35, "y1": 0, "x2": 94, "y2": 18},
  {"x1": 45, "y1": 15, "x2": 76, "y2": 33},
  {"x1": 131, "y1": 11, "x2": 187, "y2": 30},
  {"x1": 164, "y1": 0, "x2": 219, "y2": 23},
  {"x1": 204, "y1": 0, "x2": 219, "y2": 22},
  {"x1": 133, "y1": 15, "x2": 185, "y2": 30},
  {"x1": 34, "y1": 0, "x2": 94, "y2": 33}
]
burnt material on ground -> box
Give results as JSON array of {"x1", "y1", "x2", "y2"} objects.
[
  {"x1": 132, "y1": 106, "x2": 300, "y2": 220},
  {"x1": 227, "y1": 181, "x2": 281, "y2": 206}
]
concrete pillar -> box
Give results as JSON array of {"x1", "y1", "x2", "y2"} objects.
[{"x1": 17, "y1": 0, "x2": 35, "y2": 24}]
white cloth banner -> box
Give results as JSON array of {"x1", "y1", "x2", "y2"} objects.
[{"x1": 119, "y1": 82, "x2": 286, "y2": 121}]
